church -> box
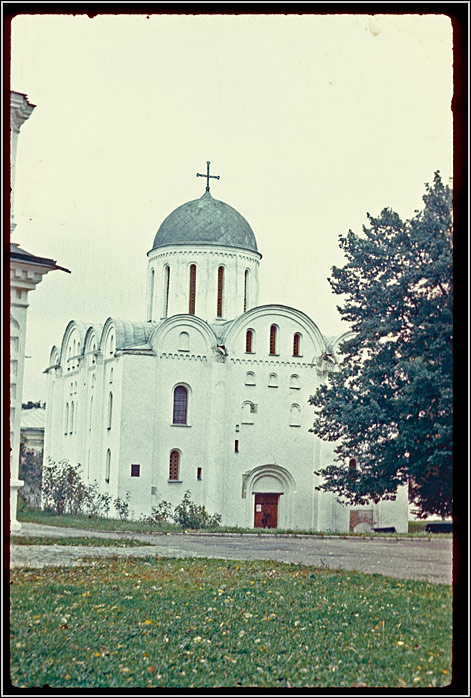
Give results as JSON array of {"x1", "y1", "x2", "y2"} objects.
[{"x1": 44, "y1": 164, "x2": 408, "y2": 532}]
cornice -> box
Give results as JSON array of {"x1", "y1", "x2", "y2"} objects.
[{"x1": 10, "y1": 92, "x2": 35, "y2": 133}]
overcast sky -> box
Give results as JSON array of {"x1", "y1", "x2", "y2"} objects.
[{"x1": 10, "y1": 12, "x2": 453, "y2": 402}]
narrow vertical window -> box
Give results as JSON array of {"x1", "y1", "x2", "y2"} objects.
[
  {"x1": 105, "y1": 449, "x2": 111, "y2": 483},
  {"x1": 246, "y1": 330, "x2": 253, "y2": 353},
  {"x1": 69, "y1": 402, "x2": 74, "y2": 435},
  {"x1": 293, "y1": 333, "x2": 301, "y2": 357},
  {"x1": 148, "y1": 269, "x2": 155, "y2": 321},
  {"x1": 217, "y1": 266, "x2": 224, "y2": 318},
  {"x1": 189, "y1": 264, "x2": 196, "y2": 315},
  {"x1": 131, "y1": 464, "x2": 140, "y2": 477},
  {"x1": 269, "y1": 325, "x2": 277, "y2": 355},
  {"x1": 164, "y1": 265, "x2": 170, "y2": 318},
  {"x1": 64, "y1": 403, "x2": 69, "y2": 435},
  {"x1": 107, "y1": 392, "x2": 113, "y2": 430},
  {"x1": 197, "y1": 467, "x2": 202, "y2": 481},
  {"x1": 244, "y1": 269, "x2": 249, "y2": 312},
  {"x1": 234, "y1": 440, "x2": 239, "y2": 453},
  {"x1": 172, "y1": 385, "x2": 188, "y2": 425},
  {"x1": 169, "y1": 450, "x2": 180, "y2": 480},
  {"x1": 89, "y1": 396, "x2": 94, "y2": 431}
]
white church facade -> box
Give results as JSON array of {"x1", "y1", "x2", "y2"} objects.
[{"x1": 44, "y1": 169, "x2": 408, "y2": 532}]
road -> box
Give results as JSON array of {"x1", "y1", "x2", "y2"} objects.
[{"x1": 10, "y1": 523, "x2": 452, "y2": 584}]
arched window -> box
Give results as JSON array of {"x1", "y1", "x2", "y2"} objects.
[
  {"x1": 293, "y1": 333, "x2": 301, "y2": 357},
  {"x1": 269, "y1": 325, "x2": 278, "y2": 355},
  {"x1": 217, "y1": 266, "x2": 224, "y2": 318},
  {"x1": 107, "y1": 392, "x2": 113, "y2": 430},
  {"x1": 169, "y1": 450, "x2": 180, "y2": 481},
  {"x1": 164, "y1": 265, "x2": 170, "y2": 318},
  {"x1": 289, "y1": 404, "x2": 301, "y2": 427},
  {"x1": 105, "y1": 449, "x2": 111, "y2": 483},
  {"x1": 349, "y1": 458, "x2": 358, "y2": 471},
  {"x1": 289, "y1": 374, "x2": 300, "y2": 389},
  {"x1": 70, "y1": 401, "x2": 74, "y2": 435},
  {"x1": 109, "y1": 334, "x2": 115, "y2": 356},
  {"x1": 64, "y1": 403, "x2": 69, "y2": 435},
  {"x1": 148, "y1": 268, "x2": 155, "y2": 321},
  {"x1": 246, "y1": 329, "x2": 254, "y2": 353},
  {"x1": 189, "y1": 264, "x2": 196, "y2": 315},
  {"x1": 268, "y1": 373, "x2": 278, "y2": 388},
  {"x1": 173, "y1": 385, "x2": 188, "y2": 425},
  {"x1": 244, "y1": 269, "x2": 250, "y2": 312},
  {"x1": 109, "y1": 367, "x2": 114, "y2": 384}
]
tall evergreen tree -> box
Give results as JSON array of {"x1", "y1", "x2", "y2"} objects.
[{"x1": 310, "y1": 173, "x2": 453, "y2": 518}]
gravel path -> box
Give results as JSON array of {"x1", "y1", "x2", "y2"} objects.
[{"x1": 10, "y1": 523, "x2": 452, "y2": 584}]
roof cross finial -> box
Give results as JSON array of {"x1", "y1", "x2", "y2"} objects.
[{"x1": 196, "y1": 161, "x2": 220, "y2": 193}]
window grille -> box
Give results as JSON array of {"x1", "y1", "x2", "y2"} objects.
[
  {"x1": 217, "y1": 266, "x2": 224, "y2": 318},
  {"x1": 269, "y1": 325, "x2": 277, "y2": 355},
  {"x1": 164, "y1": 266, "x2": 170, "y2": 318},
  {"x1": 173, "y1": 386, "x2": 188, "y2": 424},
  {"x1": 169, "y1": 450, "x2": 180, "y2": 480},
  {"x1": 246, "y1": 330, "x2": 253, "y2": 353},
  {"x1": 189, "y1": 265, "x2": 196, "y2": 315}
]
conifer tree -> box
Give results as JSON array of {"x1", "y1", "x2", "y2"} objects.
[{"x1": 310, "y1": 172, "x2": 453, "y2": 518}]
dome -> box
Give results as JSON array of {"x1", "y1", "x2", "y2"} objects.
[{"x1": 152, "y1": 191, "x2": 258, "y2": 253}]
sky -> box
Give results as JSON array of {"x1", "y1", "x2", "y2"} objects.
[{"x1": 10, "y1": 12, "x2": 453, "y2": 402}]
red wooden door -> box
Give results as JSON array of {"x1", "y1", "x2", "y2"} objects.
[{"x1": 254, "y1": 493, "x2": 279, "y2": 528}]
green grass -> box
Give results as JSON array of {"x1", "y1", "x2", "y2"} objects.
[
  {"x1": 17, "y1": 507, "x2": 179, "y2": 533},
  {"x1": 17, "y1": 507, "x2": 451, "y2": 538},
  {"x1": 11, "y1": 536, "x2": 149, "y2": 548},
  {"x1": 10, "y1": 557, "x2": 451, "y2": 688}
]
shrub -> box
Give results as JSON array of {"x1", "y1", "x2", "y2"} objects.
[
  {"x1": 19, "y1": 438, "x2": 43, "y2": 508},
  {"x1": 145, "y1": 500, "x2": 173, "y2": 525},
  {"x1": 85, "y1": 481, "x2": 112, "y2": 518},
  {"x1": 41, "y1": 459, "x2": 89, "y2": 516},
  {"x1": 172, "y1": 490, "x2": 222, "y2": 530},
  {"x1": 114, "y1": 492, "x2": 131, "y2": 521}
]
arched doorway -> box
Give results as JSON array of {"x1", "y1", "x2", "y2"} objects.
[{"x1": 243, "y1": 465, "x2": 296, "y2": 529}]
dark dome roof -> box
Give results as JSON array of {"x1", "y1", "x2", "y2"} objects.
[{"x1": 152, "y1": 191, "x2": 258, "y2": 253}]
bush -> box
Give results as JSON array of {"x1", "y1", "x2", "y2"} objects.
[
  {"x1": 19, "y1": 440, "x2": 43, "y2": 508},
  {"x1": 172, "y1": 490, "x2": 222, "y2": 530},
  {"x1": 42, "y1": 459, "x2": 90, "y2": 516},
  {"x1": 85, "y1": 481, "x2": 112, "y2": 518},
  {"x1": 145, "y1": 500, "x2": 173, "y2": 525},
  {"x1": 114, "y1": 493, "x2": 131, "y2": 521}
]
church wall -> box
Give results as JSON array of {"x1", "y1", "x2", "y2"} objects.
[
  {"x1": 220, "y1": 357, "x2": 320, "y2": 530},
  {"x1": 147, "y1": 246, "x2": 260, "y2": 324},
  {"x1": 149, "y1": 354, "x2": 214, "y2": 512},
  {"x1": 218, "y1": 307, "x2": 327, "y2": 530},
  {"x1": 113, "y1": 354, "x2": 156, "y2": 516},
  {"x1": 376, "y1": 485, "x2": 409, "y2": 533}
]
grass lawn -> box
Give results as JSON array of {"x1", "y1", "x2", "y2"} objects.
[
  {"x1": 10, "y1": 557, "x2": 452, "y2": 688},
  {"x1": 11, "y1": 536, "x2": 149, "y2": 548}
]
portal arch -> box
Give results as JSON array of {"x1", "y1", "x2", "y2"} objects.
[{"x1": 243, "y1": 464, "x2": 296, "y2": 529}]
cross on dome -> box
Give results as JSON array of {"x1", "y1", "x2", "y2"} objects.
[{"x1": 196, "y1": 161, "x2": 220, "y2": 193}]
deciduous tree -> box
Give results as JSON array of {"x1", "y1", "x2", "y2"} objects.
[{"x1": 310, "y1": 172, "x2": 452, "y2": 518}]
